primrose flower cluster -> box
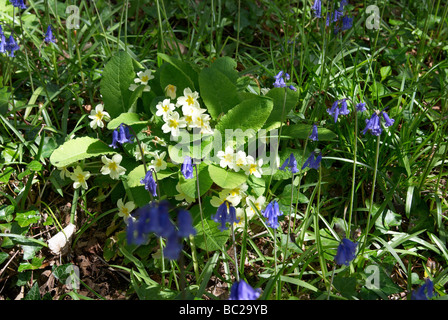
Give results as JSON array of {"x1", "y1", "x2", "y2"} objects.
[
  {"x1": 156, "y1": 87, "x2": 214, "y2": 136},
  {"x1": 217, "y1": 146, "x2": 263, "y2": 178}
]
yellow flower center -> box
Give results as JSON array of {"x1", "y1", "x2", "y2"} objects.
[
  {"x1": 108, "y1": 162, "x2": 118, "y2": 171},
  {"x1": 162, "y1": 105, "x2": 169, "y2": 112},
  {"x1": 141, "y1": 75, "x2": 149, "y2": 83},
  {"x1": 169, "y1": 119, "x2": 179, "y2": 128},
  {"x1": 95, "y1": 111, "x2": 103, "y2": 120},
  {"x1": 186, "y1": 95, "x2": 194, "y2": 105},
  {"x1": 156, "y1": 159, "x2": 163, "y2": 167},
  {"x1": 77, "y1": 174, "x2": 85, "y2": 182},
  {"x1": 249, "y1": 164, "x2": 257, "y2": 174}
]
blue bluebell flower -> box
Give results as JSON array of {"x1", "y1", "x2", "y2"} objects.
[
  {"x1": 5, "y1": 35, "x2": 19, "y2": 57},
  {"x1": 362, "y1": 112, "x2": 383, "y2": 136},
  {"x1": 301, "y1": 151, "x2": 322, "y2": 170},
  {"x1": 164, "y1": 232, "x2": 183, "y2": 260},
  {"x1": 229, "y1": 279, "x2": 261, "y2": 300},
  {"x1": 177, "y1": 209, "x2": 196, "y2": 238},
  {"x1": 312, "y1": 0, "x2": 322, "y2": 18},
  {"x1": 334, "y1": 238, "x2": 357, "y2": 266},
  {"x1": 140, "y1": 170, "x2": 158, "y2": 197},
  {"x1": 0, "y1": 33, "x2": 6, "y2": 54},
  {"x1": 309, "y1": 124, "x2": 319, "y2": 142},
  {"x1": 273, "y1": 71, "x2": 296, "y2": 90},
  {"x1": 261, "y1": 200, "x2": 283, "y2": 229},
  {"x1": 273, "y1": 71, "x2": 288, "y2": 88},
  {"x1": 338, "y1": 98, "x2": 350, "y2": 115},
  {"x1": 212, "y1": 200, "x2": 239, "y2": 231},
  {"x1": 279, "y1": 153, "x2": 299, "y2": 173},
  {"x1": 355, "y1": 102, "x2": 366, "y2": 112},
  {"x1": 327, "y1": 98, "x2": 350, "y2": 122},
  {"x1": 341, "y1": 16, "x2": 353, "y2": 30},
  {"x1": 181, "y1": 156, "x2": 194, "y2": 179},
  {"x1": 381, "y1": 111, "x2": 395, "y2": 127},
  {"x1": 126, "y1": 216, "x2": 146, "y2": 245},
  {"x1": 126, "y1": 202, "x2": 193, "y2": 260},
  {"x1": 411, "y1": 278, "x2": 435, "y2": 300},
  {"x1": 333, "y1": 9, "x2": 344, "y2": 23},
  {"x1": 44, "y1": 25, "x2": 56, "y2": 44},
  {"x1": 109, "y1": 123, "x2": 133, "y2": 149},
  {"x1": 10, "y1": 0, "x2": 27, "y2": 9}
]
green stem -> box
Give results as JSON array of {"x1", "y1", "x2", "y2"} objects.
[
  {"x1": 231, "y1": 223, "x2": 240, "y2": 282},
  {"x1": 315, "y1": 165, "x2": 327, "y2": 285},
  {"x1": 360, "y1": 134, "x2": 381, "y2": 256},
  {"x1": 347, "y1": 108, "x2": 358, "y2": 237},
  {"x1": 195, "y1": 164, "x2": 209, "y2": 259}
]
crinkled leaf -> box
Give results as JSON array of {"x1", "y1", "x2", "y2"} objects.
[{"x1": 100, "y1": 51, "x2": 136, "y2": 118}]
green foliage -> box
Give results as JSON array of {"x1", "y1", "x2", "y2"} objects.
[{"x1": 1, "y1": 0, "x2": 447, "y2": 302}]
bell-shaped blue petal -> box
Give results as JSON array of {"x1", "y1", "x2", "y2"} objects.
[
  {"x1": 334, "y1": 238, "x2": 357, "y2": 266},
  {"x1": 181, "y1": 156, "x2": 194, "y2": 179},
  {"x1": 309, "y1": 124, "x2": 319, "y2": 142},
  {"x1": 177, "y1": 209, "x2": 196, "y2": 238},
  {"x1": 140, "y1": 170, "x2": 158, "y2": 197},
  {"x1": 381, "y1": 111, "x2": 395, "y2": 127},
  {"x1": 229, "y1": 280, "x2": 261, "y2": 300}
]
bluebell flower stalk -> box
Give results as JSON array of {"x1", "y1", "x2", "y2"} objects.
[
  {"x1": 301, "y1": 151, "x2": 322, "y2": 170},
  {"x1": 141, "y1": 170, "x2": 158, "y2": 197},
  {"x1": 126, "y1": 202, "x2": 196, "y2": 260},
  {"x1": 312, "y1": 0, "x2": 322, "y2": 18},
  {"x1": 5, "y1": 35, "x2": 20, "y2": 57},
  {"x1": 261, "y1": 200, "x2": 283, "y2": 229},
  {"x1": 109, "y1": 123, "x2": 134, "y2": 149},
  {"x1": 362, "y1": 110, "x2": 395, "y2": 136},
  {"x1": 279, "y1": 153, "x2": 299, "y2": 173}
]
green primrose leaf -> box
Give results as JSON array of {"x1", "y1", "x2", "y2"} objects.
[
  {"x1": 50, "y1": 137, "x2": 116, "y2": 167},
  {"x1": 100, "y1": 51, "x2": 136, "y2": 118}
]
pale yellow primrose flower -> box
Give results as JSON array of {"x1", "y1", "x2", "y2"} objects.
[
  {"x1": 88, "y1": 104, "x2": 110, "y2": 129},
  {"x1": 223, "y1": 183, "x2": 248, "y2": 207},
  {"x1": 233, "y1": 150, "x2": 248, "y2": 172},
  {"x1": 70, "y1": 166, "x2": 91, "y2": 190},
  {"x1": 149, "y1": 151, "x2": 167, "y2": 172},
  {"x1": 245, "y1": 195, "x2": 266, "y2": 219},
  {"x1": 129, "y1": 69, "x2": 154, "y2": 92},
  {"x1": 117, "y1": 198, "x2": 135, "y2": 219},
  {"x1": 217, "y1": 145, "x2": 236, "y2": 170},
  {"x1": 161, "y1": 111, "x2": 187, "y2": 137},
  {"x1": 155, "y1": 99, "x2": 175, "y2": 120},
  {"x1": 100, "y1": 154, "x2": 126, "y2": 180},
  {"x1": 164, "y1": 84, "x2": 177, "y2": 99},
  {"x1": 244, "y1": 156, "x2": 263, "y2": 178},
  {"x1": 176, "y1": 88, "x2": 200, "y2": 110},
  {"x1": 134, "y1": 142, "x2": 150, "y2": 161},
  {"x1": 58, "y1": 166, "x2": 70, "y2": 180}
]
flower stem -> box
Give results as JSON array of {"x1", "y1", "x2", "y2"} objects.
[
  {"x1": 360, "y1": 135, "x2": 381, "y2": 256},
  {"x1": 231, "y1": 223, "x2": 240, "y2": 282},
  {"x1": 347, "y1": 107, "x2": 358, "y2": 237},
  {"x1": 195, "y1": 164, "x2": 210, "y2": 259}
]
